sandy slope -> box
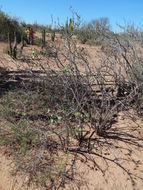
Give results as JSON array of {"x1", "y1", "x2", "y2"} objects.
[{"x1": 0, "y1": 36, "x2": 143, "y2": 190}]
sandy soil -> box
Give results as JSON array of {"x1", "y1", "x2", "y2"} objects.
[
  {"x1": 0, "y1": 35, "x2": 143, "y2": 190},
  {"x1": 0, "y1": 33, "x2": 104, "y2": 72},
  {"x1": 0, "y1": 113, "x2": 143, "y2": 190}
]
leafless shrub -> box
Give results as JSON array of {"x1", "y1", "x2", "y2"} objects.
[
  {"x1": 99, "y1": 24, "x2": 143, "y2": 114},
  {"x1": 1, "y1": 18, "x2": 143, "y2": 189}
]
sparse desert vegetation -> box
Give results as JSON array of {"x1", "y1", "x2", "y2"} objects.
[{"x1": 0, "y1": 7, "x2": 143, "y2": 190}]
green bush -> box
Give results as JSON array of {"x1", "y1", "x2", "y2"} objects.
[
  {"x1": 0, "y1": 10, "x2": 25, "y2": 43},
  {"x1": 76, "y1": 23, "x2": 95, "y2": 44},
  {"x1": 76, "y1": 17, "x2": 110, "y2": 45}
]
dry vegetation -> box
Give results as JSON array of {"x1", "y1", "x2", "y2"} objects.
[{"x1": 0, "y1": 12, "x2": 143, "y2": 190}]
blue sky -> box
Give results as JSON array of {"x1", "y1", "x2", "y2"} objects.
[{"x1": 0, "y1": 0, "x2": 143, "y2": 31}]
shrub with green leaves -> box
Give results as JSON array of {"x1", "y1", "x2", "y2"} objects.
[
  {"x1": 76, "y1": 17, "x2": 110, "y2": 45},
  {"x1": 0, "y1": 10, "x2": 25, "y2": 43}
]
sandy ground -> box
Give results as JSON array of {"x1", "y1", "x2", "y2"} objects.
[
  {"x1": 0, "y1": 33, "x2": 104, "y2": 72},
  {"x1": 0, "y1": 113, "x2": 143, "y2": 190},
  {"x1": 0, "y1": 35, "x2": 143, "y2": 190},
  {"x1": 0, "y1": 149, "x2": 41, "y2": 190}
]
